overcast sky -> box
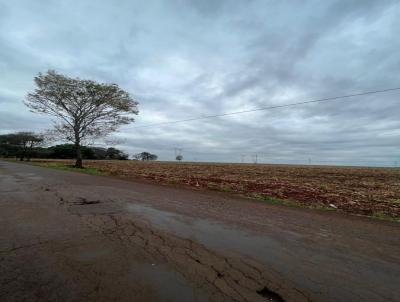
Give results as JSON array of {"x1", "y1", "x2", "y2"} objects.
[{"x1": 0, "y1": 0, "x2": 399, "y2": 166}]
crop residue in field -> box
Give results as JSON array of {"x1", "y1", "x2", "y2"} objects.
[{"x1": 34, "y1": 159, "x2": 400, "y2": 219}]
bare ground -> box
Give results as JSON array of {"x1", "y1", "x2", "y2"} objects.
[
  {"x1": 1, "y1": 160, "x2": 399, "y2": 302},
  {"x1": 32, "y1": 159, "x2": 400, "y2": 219}
]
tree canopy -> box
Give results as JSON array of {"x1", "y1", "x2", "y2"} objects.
[
  {"x1": 0, "y1": 137, "x2": 129, "y2": 161},
  {"x1": 133, "y1": 152, "x2": 158, "y2": 161},
  {"x1": 25, "y1": 70, "x2": 138, "y2": 167},
  {"x1": 47, "y1": 144, "x2": 129, "y2": 160},
  {"x1": 0, "y1": 132, "x2": 43, "y2": 161}
]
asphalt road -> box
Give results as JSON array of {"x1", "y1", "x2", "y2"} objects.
[{"x1": 0, "y1": 160, "x2": 399, "y2": 302}]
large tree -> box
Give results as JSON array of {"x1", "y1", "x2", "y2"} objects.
[{"x1": 25, "y1": 70, "x2": 138, "y2": 168}]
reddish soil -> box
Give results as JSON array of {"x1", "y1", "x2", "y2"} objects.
[{"x1": 32, "y1": 160, "x2": 400, "y2": 219}]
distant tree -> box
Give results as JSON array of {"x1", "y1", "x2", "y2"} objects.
[
  {"x1": 50, "y1": 146, "x2": 125, "y2": 160},
  {"x1": 133, "y1": 152, "x2": 158, "y2": 161},
  {"x1": 176, "y1": 155, "x2": 183, "y2": 161},
  {"x1": 106, "y1": 147, "x2": 128, "y2": 160},
  {"x1": 25, "y1": 70, "x2": 139, "y2": 168},
  {"x1": 147, "y1": 153, "x2": 157, "y2": 161},
  {"x1": 149, "y1": 154, "x2": 158, "y2": 161},
  {"x1": 132, "y1": 153, "x2": 141, "y2": 160},
  {"x1": 48, "y1": 144, "x2": 75, "y2": 159},
  {"x1": 48, "y1": 144, "x2": 91, "y2": 159},
  {"x1": 89, "y1": 147, "x2": 107, "y2": 160},
  {"x1": 0, "y1": 132, "x2": 43, "y2": 161},
  {"x1": 29, "y1": 147, "x2": 52, "y2": 159},
  {"x1": 0, "y1": 142, "x2": 20, "y2": 158},
  {"x1": 0, "y1": 134, "x2": 20, "y2": 158}
]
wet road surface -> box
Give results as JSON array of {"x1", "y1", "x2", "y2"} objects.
[{"x1": 0, "y1": 160, "x2": 399, "y2": 301}]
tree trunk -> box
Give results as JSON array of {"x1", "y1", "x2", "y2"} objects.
[
  {"x1": 75, "y1": 143, "x2": 83, "y2": 168},
  {"x1": 21, "y1": 143, "x2": 27, "y2": 161},
  {"x1": 27, "y1": 143, "x2": 33, "y2": 161}
]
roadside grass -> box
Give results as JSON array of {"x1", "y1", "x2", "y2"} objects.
[
  {"x1": 4, "y1": 159, "x2": 108, "y2": 176},
  {"x1": 250, "y1": 192, "x2": 399, "y2": 222},
  {"x1": 250, "y1": 193, "x2": 330, "y2": 209},
  {"x1": 371, "y1": 211, "x2": 400, "y2": 223},
  {"x1": 207, "y1": 183, "x2": 234, "y2": 192},
  {"x1": 167, "y1": 177, "x2": 179, "y2": 184},
  {"x1": 33, "y1": 162, "x2": 108, "y2": 176}
]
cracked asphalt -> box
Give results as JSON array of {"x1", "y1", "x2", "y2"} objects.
[{"x1": 0, "y1": 161, "x2": 399, "y2": 302}]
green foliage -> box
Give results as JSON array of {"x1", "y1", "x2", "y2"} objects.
[
  {"x1": 48, "y1": 144, "x2": 78, "y2": 159},
  {"x1": 0, "y1": 132, "x2": 43, "y2": 161},
  {"x1": 46, "y1": 144, "x2": 129, "y2": 160},
  {"x1": 106, "y1": 147, "x2": 129, "y2": 160},
  {"x1": 31, "y1": 162, "x2": 108, "y2": 176},
  {"x1": 251, "y1": 193, "x2": 300, "y2": 207},
  {"x1": 220, "y1": 184, "x2": 233, "y2": 192},
  {"x1": 0, "y1": 136, "x2": 129, "y2": 161},
  {"x1": 24, "y1": 70, "x2": 139, "y2": 167},
  {"x1": 372, "y1": 211, "x2": 400, "y2": 223},
  {"x1": 133, "y1": 152, "x2": 158, "y2": 161}
]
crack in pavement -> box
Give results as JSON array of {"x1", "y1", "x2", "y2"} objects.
[
  {"x1": 76, "y1": 210, "x2": 311, "y2": 302},
  {"x1": 0, "y1": 171, "x2": 317, "y2": 301},
  {"x1": 0, "y1": 238, "x2": 57, "y2": 255}
]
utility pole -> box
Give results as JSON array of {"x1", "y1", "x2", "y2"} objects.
[{"x1": 252, "y1": 153, "x2": 258, "y2": 164}]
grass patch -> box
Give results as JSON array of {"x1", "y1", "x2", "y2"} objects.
[
  {"x1": 207, "y1": 182, "x2": 219, "y2": 190},
  {"x1": 251, "y1": 193, "x2": 299, "y2": 207},
  {"x1": 220, "y1": 184, "x2": 234, "y2": 192},
  {"x1": 387, "y1": 199, "x2": 400, "y2": 205},
  {"x1": 250, "y1": 192, "x2": 335, "y2": 211},
  {"x1": 167, "y1": 177, "x2": 179, "y2": 184},
  {"x1": 206, "y1": 182, "x2": 234, "y2": 192},
  {"x1": 28, "y1": 162, "x2": 108, "y2": 176},
  {"x1": 371, "y1": 211, "x2": 400, "y2": 223}
]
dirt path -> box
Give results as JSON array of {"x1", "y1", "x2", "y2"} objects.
[{"x1": 0, "y1": 161, "x2": 399, "y2": 302}]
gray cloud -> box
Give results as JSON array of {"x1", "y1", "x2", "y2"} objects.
[{"x1": 0, "y1": 0, "x2": 399, "y2": 166}]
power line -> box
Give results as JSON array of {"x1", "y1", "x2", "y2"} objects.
[{"x1": 125, "y1": 87, "x2": 400, "y2": 129}]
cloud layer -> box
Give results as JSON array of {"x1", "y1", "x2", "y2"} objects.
[{"x1": 1, "y1": 0, "x2": 399, "y2": 166}]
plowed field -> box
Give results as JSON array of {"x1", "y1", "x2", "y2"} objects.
[{"x1": 33, "y1": 160, "x2": 400, "y2": 220}]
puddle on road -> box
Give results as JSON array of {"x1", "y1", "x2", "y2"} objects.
[
  {"x1": 15, "y1": 172, "x2": 43, "y2": 181},
  {"x1": 71, "y1": 239, "x2": 209, "y2": 301},
  {"x1": 132, "y1": 262, "x2": 209, "y2": 302},
  {"x1": 126, "y1": 203, "x2": 286, "y2": 266},
  {"x1": 0, "y1": 172, "x2": 39, "y2": 193},
  {"x1": 73, "y1": 197, "x2": 101, "y2": 205}
]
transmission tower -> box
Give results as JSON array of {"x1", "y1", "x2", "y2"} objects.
[{"x1": 174, "y1": 148, "x2": 183, "y2": 160}]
